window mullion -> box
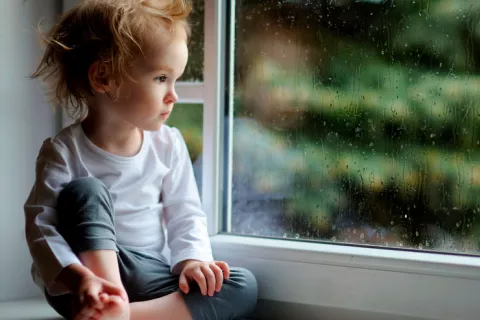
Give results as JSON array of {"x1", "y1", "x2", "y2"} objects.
[
  {"x1": 224, "y1": 0, "x2": 236, "y2": 233},
  {"x1": 203, "y1": 0, "x2": 226, "y2": 235}
]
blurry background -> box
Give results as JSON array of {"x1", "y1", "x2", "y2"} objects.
[{"x1": 170, "y1": 0, "x2": 480, "y2": 255}]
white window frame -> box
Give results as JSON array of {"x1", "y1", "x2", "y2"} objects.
[{"x1": 63, "y1": 0, "x2": 480, "y2": 319}]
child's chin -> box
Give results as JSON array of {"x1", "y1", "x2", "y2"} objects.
[{"x1": 142, "y1": 122, "x2": 164, "y2": 132}]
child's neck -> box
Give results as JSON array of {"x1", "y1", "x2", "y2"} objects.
[{"x1": 81, "y1": 112, "x2": 144, "y2": 158}]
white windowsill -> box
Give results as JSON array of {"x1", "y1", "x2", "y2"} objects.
[{"x1": 211, "y1": 234, "x2": 480, "y2": 320}]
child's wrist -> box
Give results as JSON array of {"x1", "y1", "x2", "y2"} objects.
[{"x1": 56, "y1": 263, "x2": 94, "y2": 293}]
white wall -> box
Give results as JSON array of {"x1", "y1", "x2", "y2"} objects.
[{"x1": 0, "y1": 0, "x2": 61, "y2": 301}]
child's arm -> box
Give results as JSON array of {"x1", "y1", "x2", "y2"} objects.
[
  {"x1": 162, "y1": 128, "x2": 214, "y2": 267},
  {"x1": 24, "y1": 139, "x2": 84, "y2": 295},
  {"x1": 162, "y1": 128, "x2": 226, "y2": 294}
]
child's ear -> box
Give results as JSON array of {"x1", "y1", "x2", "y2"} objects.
[{"x1": 88, "y1": 61, "x2": 112, "y2": 93}]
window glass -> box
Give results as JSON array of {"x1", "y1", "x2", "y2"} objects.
[
  {"x1": 230, "y1": 0, "x2": 480, "y2": 254},
  {"x1": 182, "y1": 0, "x2": 204, "y2": 81}
]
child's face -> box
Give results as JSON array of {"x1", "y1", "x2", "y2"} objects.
[{"x1": 108, "y1": 30, "x2": 188, "y2": 131}]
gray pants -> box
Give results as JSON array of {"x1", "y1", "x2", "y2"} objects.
[{"x1": 45, "y1": 177, "x2": 258, "y2": 320}]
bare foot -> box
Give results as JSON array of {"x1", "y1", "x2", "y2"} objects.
[{"x1": 98, "y1": 293, "x2": 129, "y2": 320}]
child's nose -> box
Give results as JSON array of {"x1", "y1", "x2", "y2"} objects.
[{"x1": 165, "y1": 88, "x2": 178, "y2": 104}]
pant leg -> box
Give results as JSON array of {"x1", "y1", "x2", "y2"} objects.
[
  {"x1": 56, "y1": 177, "x2": 118, "y2": 254},
  {"x1": 97, "y1": 244, "x2": 258, "y2": 319},
  {"x1": 183, "y1": 267, "x2": 258, "y2": 320},
  {"x1": 45, "y1": 177, "x2": 119, "y2": 319},
  {"x1": 114, "y1": 250, "x2": 258, "y2": 320},
  {"x1": 45, "y1": 177, "x2": 258, "y2": 320}
]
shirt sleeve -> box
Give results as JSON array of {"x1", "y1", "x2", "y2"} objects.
[
  {"x1": 162, "y1": 128, "x2": 214, "y2": 271},
  {"x1": 24, "y1": 139, "x2": 81, "y2": 296}
]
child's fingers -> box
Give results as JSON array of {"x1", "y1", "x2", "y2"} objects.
[
  {"x1": 192, "y1": 269, "x2": 208, "y2": 296},
  {"x1": 200, "y1": 264, "x2": 216, "y2": 296},
  {"x1": 108, "y1": 295, "x2": 125, "y2": 306},
  {"x1": 99, "y1": 293, "x2": 109, "y2": 304},
  {"x1": 210, "y1": 264, "x2": 224, "y2": 292},
  {"x1": 84, "y1": 287, "x2": 102, "y2": 309},
  {"x1": 101, "y1": 281, "x2": 128, "y2": 301},
  {"x1": 179, "y1": 272, "x2": 190, "y2": 294},
  {"x1": 214, "y1": 261, "x2": 230, "y2": 279}
]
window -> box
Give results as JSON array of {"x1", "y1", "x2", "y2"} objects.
[
  {"x1": 203, "y1": 1, "x2": 480, "y2": 318},
  {"x1": 225, "y1": 0, "x2": 480, "y2": 256}
]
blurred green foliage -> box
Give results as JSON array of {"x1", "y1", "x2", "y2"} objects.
[{"x1": 166, "y1": 104, "x2": 203, "y2": 162}]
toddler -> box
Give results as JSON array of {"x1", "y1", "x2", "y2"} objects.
[{"x1": 24, "y1": 0, "x2": 258, "y2": 319}]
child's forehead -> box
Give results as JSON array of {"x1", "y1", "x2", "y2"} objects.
[
  {"x1": 143, "y1": 28, "x2": 187, "y2": 57},
  {"x1": 136, "y1": 34, "x2": 188, "y2": 71}
]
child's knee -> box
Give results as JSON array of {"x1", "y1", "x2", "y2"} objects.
[
  {"x1": 225, "y1": 267, "x2": 258, "y2": 316},
  {"x1": 56, "y1": 177, "x2": 117, "y2": 253},
  {"x1": 57, "y1": 177, "x2": 114, "y2": 220},
  {"x1": 58, "y1": 177, "x2": 111, "y2": 208}
]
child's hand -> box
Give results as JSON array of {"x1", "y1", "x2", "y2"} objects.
[
  {"x1": 72, "y1": 274, "x2": 128, "y2": 320},
  {"x1": 97, "y1": 293, "x2": 130, "y2": 320},
  {"x1": 178, "y1": 260, "x2": 230, "y2": 296}
]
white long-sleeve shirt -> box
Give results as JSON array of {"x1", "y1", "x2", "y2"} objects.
[{"x1": 24, "y1": 123, "x2": 213, "y2": 296}]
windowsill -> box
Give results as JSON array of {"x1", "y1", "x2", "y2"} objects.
[
  {"x1": 211, "y1": 234, "x2": 480, "y2": 279},
  {"x1": 211, "y1": 234, "x2": 480, "y2": 320}
]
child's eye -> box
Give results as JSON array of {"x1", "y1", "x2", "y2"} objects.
[{"x1": 155, "y1": 75, "x2": 167, "y2": 83}]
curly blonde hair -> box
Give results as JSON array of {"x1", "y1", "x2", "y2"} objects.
[{"x1": 31, "y1": 0, "x2": 192, "y2": 119}]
